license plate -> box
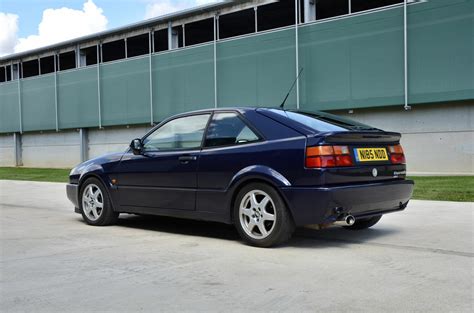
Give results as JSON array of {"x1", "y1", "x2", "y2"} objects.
[{"x1": 354, "y1": 148, "x2": 388, "y2": 162}]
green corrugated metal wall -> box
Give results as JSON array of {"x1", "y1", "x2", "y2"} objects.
[
  {"x1": 102, "y1": 57, "x2": 150, "y2": 126},
  {"x1": 58, "y1": 67, "x2": 99, "y2": 129},
  {"x1": 408, "y1": 0, "x2": 473, "y2": 104},
  {"x1": 299, "y1": 6, "x2": 405, "y2": 110},
  {"x1": 22, "y1": 75, "x2": 56, "y2": 131},
  {"x1": 0, "y1": 82, "x2": 20, "y2": 132},
  {"x1": 0, "y1": 0, "x2": 472, "y2": 133},
  {"x1": 217, "y1": 28, "x2": 297, "y2": 108},
  {"x1": 152, "y1": 45, "x2": 214, "y2": 121}
]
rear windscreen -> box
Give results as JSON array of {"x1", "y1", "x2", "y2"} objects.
[{"x1": 269, "y1": 109, "x2": 379, "y2": 132}]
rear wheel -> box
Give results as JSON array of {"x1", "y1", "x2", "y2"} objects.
[
  {"x1": 343, "y1": 215, "x2": 382, "y2": 230},
  {"x1": 79, "y1": 178, "x2": 119, "y2": 226},
  {"x1": 233, "y1": 183, "x2": 294, "y2": 247}
]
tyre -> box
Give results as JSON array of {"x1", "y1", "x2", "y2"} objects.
[
  {"x1": 233, "y1": 182, "x2": 295, "y2": 248},
  {"x1": 343, "y1": 215, "x2": 382, "y2": 230},
  {"x1": 79, "y1": 177, "x2": 119, "y2": 226}
]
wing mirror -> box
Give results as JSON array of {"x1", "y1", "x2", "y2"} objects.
[{"x1": 130, "y1": 138, "x2": 143, "y2": 155}]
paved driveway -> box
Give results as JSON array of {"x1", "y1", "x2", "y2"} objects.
[{"x1": 0, "y1": 180, "x2": 472, "y2": 312}]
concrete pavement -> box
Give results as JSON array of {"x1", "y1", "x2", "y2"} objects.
[{"x1": 0, "y1": 180, "x2": 472, "y2": 312}]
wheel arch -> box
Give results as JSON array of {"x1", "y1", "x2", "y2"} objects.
[
  {"x1": 77, "y1": 172, "x2": 116, "y2": 209},
  {"x1": 228, "y1": 175, "x2": 294, "y2": 225}
]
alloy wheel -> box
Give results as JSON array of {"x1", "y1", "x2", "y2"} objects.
[
  {"x1": 239, "y1": 189, "x2": 276, "y2": 239},
  {"x1": 82, "y1": 184, "x2": 104, "y2": 221}
]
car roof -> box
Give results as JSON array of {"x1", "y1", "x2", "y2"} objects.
[
  {"x1": 171, "y1": 106, "x2": 296, "y2": 116},
  {"x1": 173, "y1": 107, "x2": 259, "y2": 115}
]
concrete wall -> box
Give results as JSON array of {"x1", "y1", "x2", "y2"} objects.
[
  {"x1": 88, "y1": 126, "x2": 151, "y2": 160},
  {"x1": 330, "y1": 101, "x2": 474, "y2": 175},
  {"x1": 21, "y1": 131, "x2": 81, "y2": 168},
  {"x1": 1, "y1": 102, "x2": 473, "y2": 175},
  {"x1": 0, "y1": 125, "x2": 152, "y2": 168},
  {"x1": 0, "y1": 134, "x2": 14, "y2": 166}
]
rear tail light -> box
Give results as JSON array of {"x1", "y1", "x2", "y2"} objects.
[
  {"x1": 388, "y1": 144, "x2": 406, "y2": 164},
  {"x1": 305, "y1": 145, "x2": 354, "y2": 168}
]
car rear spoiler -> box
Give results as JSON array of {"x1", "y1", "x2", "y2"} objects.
[{"x1": 319, "y1": 131, "x2": 401, "y2": 144}]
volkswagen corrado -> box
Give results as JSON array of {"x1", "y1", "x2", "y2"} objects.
[{"x1": 67, "y1": 108, "x2": 414, "y2": 247}]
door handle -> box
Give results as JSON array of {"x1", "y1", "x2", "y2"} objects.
[{"x1": 178, "y1": 155, "x2": 197, "y2": 163}]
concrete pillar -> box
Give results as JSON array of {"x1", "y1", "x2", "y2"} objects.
[
  {"x1": 124, "y1": 38, "x2": 128, "y2": 58},
  {"x1": 254, "y1": 7, "x2": 258, "y2": 32},
  {"x1": 168, "y1": 22, "x2": 173, "y2": 50},
  {"x1": 182, "y1": 24, "x2": 186, "y2": 47},
  {"x1": 304, "y1": 0, "x2": 316, "y2": 22},
  {"x1": 79, "y1": 128, "x2": 88, "y2": 162},
  {"x1": 75, "y1": 45, "x2": 80, "y2": 68},
  {"x1": 13, "y1": 133, "x2": 22, "y2": 166}
]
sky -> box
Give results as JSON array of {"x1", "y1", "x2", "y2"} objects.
[{"x1": 0, "y1": 0, "x2": 220, "y2": 56}]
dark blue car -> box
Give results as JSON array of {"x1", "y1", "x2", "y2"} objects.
[{"x1": 67, "y1": 108, "x2": 414, "y2": 247}]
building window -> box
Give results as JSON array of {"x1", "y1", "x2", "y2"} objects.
[
  {"x1": 59, "y1": 51, "x2": 76, "y2": 71},
  {"x1": 257, "y1": 0, "x2": 296, "y2": 32},
  {"x1": 127, "y1": 33, "x2": 150, "y2": 58},
  {"x1": 0, "y1": 67, "x2": 5, "y2": 83},
  {"x1": 79, "y1": 46, "x2": 98, "y2": 67},
  {"x1": 316, "y1": 0, "x2": 349, "y2": 19},
  {"x1": 22, "y1": 59, "x2": 40, "y2": 78},
  {"x1": 219, "y1": 8, "x2": 255, "y2": 39},
  {"x1": 352, "y1": 0, "x2": 403, "y2": 13},
  {"x1": 40, "y1": 55, "x2": 55, "y2": 74},
  {"x1": 154, "y1": 28, "x2": 169, "y2": 52},
  {"x1": 102, "y1": 39, "x2": 126, "y2": 62},
  {"x1": 185, "y1": 18, "x2": 214, "y2": 46},
  {"x1": 6, "y1": 65, "x2": 12, "y2": 81}
]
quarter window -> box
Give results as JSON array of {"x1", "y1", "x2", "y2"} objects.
[
  {"x1": 143, "y1": 114, "x2": 210, "y2": 151},
  {"x1": 351, "y1": 0, "x2": 403, "y2": 13},
  {"x1": 205, "y1": 112, "x2": 260, "y2": 148}
]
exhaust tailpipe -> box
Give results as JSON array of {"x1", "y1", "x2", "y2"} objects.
[{"x1": 333, "y1": 215, "x2": 355, "y2": 226}]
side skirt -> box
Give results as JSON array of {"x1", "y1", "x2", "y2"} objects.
[{"x1": 115, "y1": 205, "x2": 231, "y2": 225}]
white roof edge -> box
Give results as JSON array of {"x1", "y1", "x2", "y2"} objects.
[{"x1": 0, "y1": 0, "x2": 243, "y2": 62}]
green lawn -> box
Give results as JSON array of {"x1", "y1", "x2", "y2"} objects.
[
  {"x1": 0, "y1": 167, "x2": 472, "y2": 202},
  {"x1": 407, "y1": 176, "x2": 474, "y2": 202},
  {"x1": 0, "y1": 167, "x2": 70, "y2": 183}
]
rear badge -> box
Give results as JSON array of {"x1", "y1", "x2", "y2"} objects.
[
  {"x1": 393, "y1": 170, "x2": 406, "y2": 178},
  {"x1": 372, "y1": 168, "x2": 378, "y2": 177}
]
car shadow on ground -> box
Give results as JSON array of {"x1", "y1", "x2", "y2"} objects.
[
  {"x1": 108, "y1": 214, "x2": 399, "y2": 248},
  {"x1": 116, "y1": 214, "x2": 240, "y2": 241}
]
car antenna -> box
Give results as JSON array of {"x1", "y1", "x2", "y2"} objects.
[{"x1": 280, "y1": 67, "x2": 303, "y2": 109}]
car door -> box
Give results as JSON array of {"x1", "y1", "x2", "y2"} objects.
[{"x1": 113, "y1": 113, "x2": 211, "y2": 211}]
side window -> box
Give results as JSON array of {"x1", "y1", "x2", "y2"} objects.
[
  {"x1": 204, "y1": 112, "x2": 260, "y2": 148},
  {"x1": 143, "y1": 114, "x2": 210, "y2": 151}
]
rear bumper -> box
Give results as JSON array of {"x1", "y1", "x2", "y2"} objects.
[
  {"x1": 280, "y1": 179, "x2": 414, "y2": 226},
  {"x1": 66, "y1": 183, "x2": 79, "y2": 211}
]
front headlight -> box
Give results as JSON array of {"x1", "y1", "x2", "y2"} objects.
[
  {"x1": 69, "y1": 166, "x2": 81, "y2": 184},
  {"x1": 69, "y1": 167, "x2": 77, "y2": 176}
]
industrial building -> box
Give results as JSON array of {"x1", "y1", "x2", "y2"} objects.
[{"x1": 0, "y1": 0, "x2": 472, "y2": 174}]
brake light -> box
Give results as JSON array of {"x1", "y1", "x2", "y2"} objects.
[
  {"x1": 305, "y1": 145, "x2": 354, "y2": 168},
  {"x1": 388, "y1": 144, "x2": 406, "y2": 164}
]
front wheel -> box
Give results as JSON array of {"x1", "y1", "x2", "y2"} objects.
[
  {"x1": 79, "y1": 178, "x2": 119, "y2": 226},
  {"x1": 343, "y1": 215, "x2": 382, "y2": 230},
  {"x1": 233, "y1": 183, "x2": 295, "y2": 248}
]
